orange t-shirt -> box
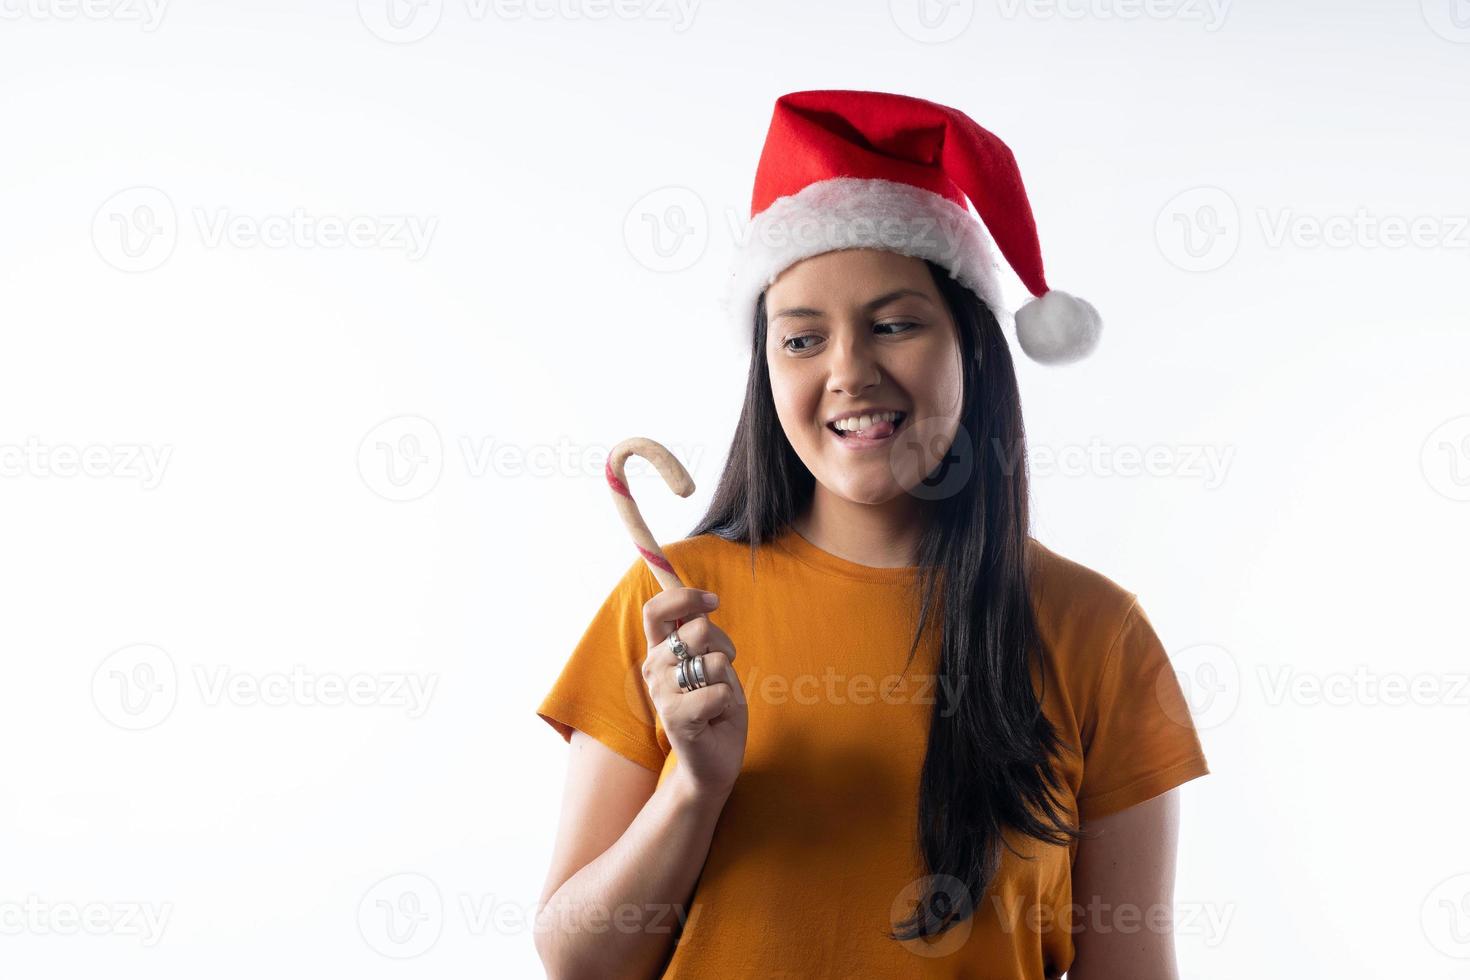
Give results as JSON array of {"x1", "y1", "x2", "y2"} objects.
[{"x1": 536, "y1": 525, "x2": 1209, "y2": 978}]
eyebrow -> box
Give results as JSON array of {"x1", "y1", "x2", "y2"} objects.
[{"x1": 771, "y1": 288, "x2": 934, "y2": 321}]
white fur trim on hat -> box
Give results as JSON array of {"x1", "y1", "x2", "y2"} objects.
[{"x1": 721, "y1": 177, "x2": 1007, "y2": 338}]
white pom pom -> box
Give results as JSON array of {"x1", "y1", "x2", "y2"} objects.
[{"x1": 1014, "y1": 290, "x2": 1102, "y2": 365}]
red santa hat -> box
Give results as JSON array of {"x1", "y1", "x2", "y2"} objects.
[{"x1": 723, "y1": 89, "x2": 1101, "y2": 366}]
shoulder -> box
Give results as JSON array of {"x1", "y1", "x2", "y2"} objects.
[
  {"x1": 1026, "y1": 538, "x2": 1147, "y2": 692},
  {"x1": 1028, "y1": 537, "x2": 1140, "y2": 626},
  {"x1": 659, "y1": 532, "x2": 758, "y2": 587},
  {"x1": 592, "y1": 533, "x2": 763, "y2": 616}
]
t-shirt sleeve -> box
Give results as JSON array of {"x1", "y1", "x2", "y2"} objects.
[
  {"x1": 536, "y1": 557, "x2": 669, "y2": 773},
  {"x1": 1075, "y1": 597, "x2": 1210, "y2": 822}
]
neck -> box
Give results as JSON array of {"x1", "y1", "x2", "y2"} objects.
[{"x1": 791, "y1": 486, "x2": 927, "y2": 568}]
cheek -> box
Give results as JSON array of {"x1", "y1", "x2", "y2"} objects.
[
  {"x1": 903, "y1": 339, "x2": 965, "y2": 417},
  {"x1": 766, "y1": 364, "x2": 813, "y2": 437},
  {"x1": 935, "y1": 363, "x2": 964, "y2": 418}
]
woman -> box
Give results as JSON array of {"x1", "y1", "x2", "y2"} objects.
[{"x1": 534, "y1": 90, "x2": 1210, "y2": 979}]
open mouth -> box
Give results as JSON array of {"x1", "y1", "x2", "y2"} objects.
[{"x1": 826, "y1": 411, "x2": 907, "y2": 446}]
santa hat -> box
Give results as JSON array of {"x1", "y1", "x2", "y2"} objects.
[{"x1": 722, "y1": 89, "x2": 1101, "y2": 366}]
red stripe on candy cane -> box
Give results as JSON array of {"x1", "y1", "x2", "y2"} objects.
[
  {"x1": 604, "y1": 460, "x2": 632, "y2": 498},
  {"x1": 636, "y1": 543, "x2": 675, "y2": 576}
]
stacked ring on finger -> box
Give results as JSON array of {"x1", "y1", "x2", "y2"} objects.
[
  {"x1": 676, "y1": 655, "x2": 708, "y2": 693},
  {"x1": 667, "y1": 627, "x2": 690, "y2": 661}
]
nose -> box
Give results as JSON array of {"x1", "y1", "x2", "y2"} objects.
[{"x1": 825, "y1": 327, "x2": 882, "y2": 396}]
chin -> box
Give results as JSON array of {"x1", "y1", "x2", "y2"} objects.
[{"x1": 821, "y1": 475, "x2": 906, "y2": 506}]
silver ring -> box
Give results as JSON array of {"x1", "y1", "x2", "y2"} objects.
[
  {"x1": 667, "y1": 627, "x2": 689, "y2": 661},
  {"x1": 675, "y1": 654, "x2": 708, "y2": 693}
]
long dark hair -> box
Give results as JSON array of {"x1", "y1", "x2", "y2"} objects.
[{"x1": 686, "y1": 257, "x2": 1083, "y2": 939}]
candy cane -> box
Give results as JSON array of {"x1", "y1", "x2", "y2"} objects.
[{"x1": 605, "y1": 437, "x2": 694, "y2": 597}]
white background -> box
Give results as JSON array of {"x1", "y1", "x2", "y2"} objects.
[{"x1": 2, "y1": 0, "x2": 1468, "y2": 976}]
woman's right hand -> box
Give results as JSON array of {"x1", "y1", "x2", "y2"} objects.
[{"x1": 641, "y1": 588, "x2": 748, "y2": 798}]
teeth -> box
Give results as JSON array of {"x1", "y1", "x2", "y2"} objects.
[{"x1": 832, "y1": 411, "x2": 901, "y2": 433}]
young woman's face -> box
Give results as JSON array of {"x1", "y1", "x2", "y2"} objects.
[{"x1": 764, "y1": 248, "x2": 966, "y2": 507}]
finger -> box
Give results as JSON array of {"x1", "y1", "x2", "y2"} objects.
[
  {"x1": 643, "y1": 634, "x2": 732, "y2": 703},
  {"x1": 678, "y1": 650, "x2": 733, "y2": 689},
  {"x1": 652, "y1": 618, "x2": 736, "y2": 666},
  {"x1": 643, "y1": 588, "x2": 718, "y2": 649},
  {"x1": 666, "y1": 681, "x2": 734, "y2": 728},
  {"x1": 648, "y1": 648, "x2": 730, "y2": 700},
  {"x1": 659, "y1": 651, "x2": 739, "y2": 702}
]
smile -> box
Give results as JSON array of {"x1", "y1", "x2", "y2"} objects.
[{"x1": 826, "y1": 411, "x2": 907, "y2": 450}]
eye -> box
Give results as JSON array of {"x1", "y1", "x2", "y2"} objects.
[
  {"x1": 876, "y1": 321, "x2": 919, "y2": 335},
  {"x1": 782, "y1": 321, "x2": 918, "y2": 352}
]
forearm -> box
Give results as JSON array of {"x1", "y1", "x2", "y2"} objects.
[{"x1": 534, "y1": 769, "x2": 729, "y2": 980}]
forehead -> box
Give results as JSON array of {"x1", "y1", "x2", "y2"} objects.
[{"x1": 765, "y1": 249, "x2": 933, "y2": 306}]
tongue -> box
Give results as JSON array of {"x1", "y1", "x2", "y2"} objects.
[{"x1": 854, "y1": 420, "x2": 896, "y2": 440}]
